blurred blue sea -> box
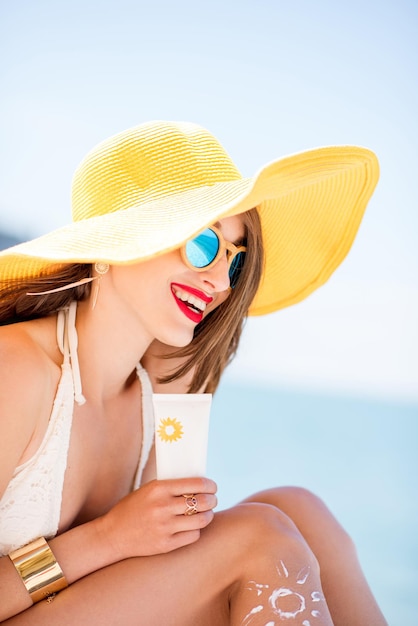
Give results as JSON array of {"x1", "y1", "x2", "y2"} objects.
[{"x1": 207, "y1": 382, "x2": 418, "y2": 626}]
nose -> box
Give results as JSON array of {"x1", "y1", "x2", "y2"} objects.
[{"x1": 200, "y1": 255, "x2": 231, "y2": 292}]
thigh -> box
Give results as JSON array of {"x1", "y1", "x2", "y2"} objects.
[
  {"x1": 2, "y1": 505, "x2": 270, "y2": 626},
  {"x1": 4, "y1": 502, "x2": 332, "y2": 626},
  {"x1": 4, "y1": 517, "x2": 232, "y2": 626}
]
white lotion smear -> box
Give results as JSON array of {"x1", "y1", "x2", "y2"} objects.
[{"x1": 152, "y1": 393, "x2": 212, "y2": 479}]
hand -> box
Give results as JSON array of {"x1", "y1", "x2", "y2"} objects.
[{"x1": 98, "y1": 477, "x2": 217, "y2": 561}]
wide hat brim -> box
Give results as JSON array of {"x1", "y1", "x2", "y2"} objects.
[{"x1": 0, "y1": 144, "x2": 379, "y2": 316}]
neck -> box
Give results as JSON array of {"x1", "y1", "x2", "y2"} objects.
[{"x1": 73, "y1": 297, "x2": 153, "y2": 403}]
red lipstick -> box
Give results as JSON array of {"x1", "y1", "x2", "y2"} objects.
[
  {"x1": 171, "y1": 283, "x2": 213, "y2": 324},
  {"x1": 171, "y1": 283, "x2": 213, "y2": 304}
]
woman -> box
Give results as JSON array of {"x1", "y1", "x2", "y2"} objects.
[{"x1": 0, "y1": 121, "x2": 387, "y2": 624}]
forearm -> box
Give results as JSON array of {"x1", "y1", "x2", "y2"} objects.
[
  {"x1": 0, "y1": 476, "x2": 217, "y2": 621},
  {"x1": 48, "y1": 516, "x2": 115, "y2": 587},
  {"x1": 0, "y1": 516, "x2": 115, "y2": 622}
]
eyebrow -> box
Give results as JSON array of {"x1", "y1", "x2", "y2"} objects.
[{"x1": 213, "y1": 221, "x2": 246, "y2": 247}]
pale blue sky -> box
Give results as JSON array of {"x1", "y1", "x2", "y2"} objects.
[{"x1": 1, "y1": 0, "x2": 417, "y2": 400}]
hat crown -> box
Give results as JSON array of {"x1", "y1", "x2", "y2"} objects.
[{"x1": 71, "y1": 121, "x2": 242, "y2": 222}]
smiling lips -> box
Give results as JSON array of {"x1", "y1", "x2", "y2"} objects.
[{"x1": 171, "y1": 283, "x2": 213, "y2": 323}]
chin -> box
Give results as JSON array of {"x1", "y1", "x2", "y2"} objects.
[
  {"x1": 157, "y1": 329, "x2": 195, "y2": 349},
  {"x1": 171, "y1": 336, "x2": 194, "y2": 348}
]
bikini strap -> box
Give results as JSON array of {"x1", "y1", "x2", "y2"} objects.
[
  {"x1": 56, "y1": 302, "x2": 86, "y2": 406},
  {"x1": 133, "y1": 363, "x2": 155, "y2": 488}
]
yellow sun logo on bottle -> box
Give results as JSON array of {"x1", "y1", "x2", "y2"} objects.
[{"x1": 157, "y1": 417, "x2": 184, "y2": 443}]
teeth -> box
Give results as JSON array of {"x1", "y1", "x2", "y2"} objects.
[{"x1": 173, "y1": 287, "x2": 207, "y2": 312}]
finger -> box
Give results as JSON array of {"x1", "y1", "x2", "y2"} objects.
[
  {"x1": 175, "y1": 493, "x2": 217, "y2": 516},
  {"x1": 172, "y1": 510, "x2": 215, "y2": 534},
  {"x1": 163, "y1": 477, "x2": 218, "y2": 496},
  {"x1": 167, "y1": 529, "x2": 201, "y2": 552}
]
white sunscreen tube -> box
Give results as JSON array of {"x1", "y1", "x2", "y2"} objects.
[{"x1": 152, "y1": 393, "x2": 212, "y2": 480}]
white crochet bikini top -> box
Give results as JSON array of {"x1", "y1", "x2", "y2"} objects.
[{"x1": 0, "y1": 302, "x2": 155, "y2": 556}]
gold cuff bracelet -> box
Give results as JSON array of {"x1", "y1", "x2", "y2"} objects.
[{"x1": 8, "y1": 537, "x2": 68, "y2": 603}]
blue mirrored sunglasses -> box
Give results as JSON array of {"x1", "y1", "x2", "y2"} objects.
[{"x1": 181, "y1": 226, "x2": 247, "y2": 289}]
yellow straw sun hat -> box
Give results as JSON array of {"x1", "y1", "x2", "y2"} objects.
[{"x1": 0, "y1": 120, "x2": 379, "y2": 316}]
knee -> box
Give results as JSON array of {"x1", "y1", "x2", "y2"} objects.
[
  {"x1": 285, "y1": 486, "x2": 354, "y2": 539},
  {"x1": 272, "y1": 485, "x2": 331, "y2": 513},
  {"x1": 227, "y1": 502, "x2": 318, "y2": 567},
  {"x1": 234, "y1": 501, "x2": 298, "y2": 538},
  {"x1": 266, "y1": 486, "x2": 356, "y2": 553},
  {"x1": 248, "y1": 485, "x2": 329, "y2": 512}
]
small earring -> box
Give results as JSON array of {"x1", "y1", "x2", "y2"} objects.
[
  {"x1": 92, "y1": 262, "x2": 109, "y2": 309},
  {"x1": 94, "y1": 262, "x2": 109, "y2": 275}
]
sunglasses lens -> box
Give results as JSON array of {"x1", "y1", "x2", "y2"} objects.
[
  {"x1": 185, "y1": 228, "x2": 220, "y2": 268},
  {"x1": 229, "y1": 251, "x2": 246, "y2": 288}
]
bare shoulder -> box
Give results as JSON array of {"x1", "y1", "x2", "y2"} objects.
[
  {"x1": 0, "y1": 322, "x2": 54, "y2": 395},
  {"x1": 0, "y1": 321, "x2": 59, "y2": 497}
]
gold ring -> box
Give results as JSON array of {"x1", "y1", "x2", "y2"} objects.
[{"x1": 182, "y1": 494, "x2": 198, "y2": 516}]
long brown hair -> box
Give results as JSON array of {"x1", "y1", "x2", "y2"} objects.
[
  {"x1": 158, "y1": 208, "x2": 264, "y2": 392},
  {"x1": 0, "y1": 208, "x2": 263, "y2": 393},
  {"x1": 0, "y1": 264, "x2": 93, "y2": 324}
]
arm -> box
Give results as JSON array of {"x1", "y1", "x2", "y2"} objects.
[
  {"x1": 0, "y1": 335, "x2": 217, "y2": 621},
  {"x1": 0, "y1": 330, "x2": 60, "y2": 617},
  {"x1": 1, "y1": 476, "x2": 217, "y2": 621}
]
